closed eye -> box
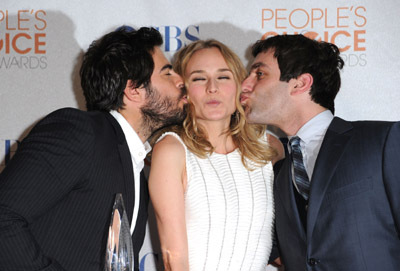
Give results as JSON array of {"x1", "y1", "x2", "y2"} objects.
[
  {"x1": 161, "y1": 64, "x2": 173, "y2": 76},
  {"x1": 192, "y1": 77, "x2": 206, "y2": 82}
]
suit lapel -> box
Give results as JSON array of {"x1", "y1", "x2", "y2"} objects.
[
  {"x1": 117, "y1": 144, "x2": 135, "y2": 225},
  {"x1": 276, "y1": 156, "x2": 306, "y2": 239},
  {"x1": 105, "y1": 113, "x2": 135, "y2": 224},
  {"x1": 307, "y1": 117, "x2": 353, "y2": 240}
]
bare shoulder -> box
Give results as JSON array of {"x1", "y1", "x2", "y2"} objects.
[
  {"x1": 151, "y1": 134, "x2": 186, "y2": 177},
  {"x1": 267, "y1": 133, "x2": 285, "y2": 165},
  {"x1": 149, "y1": 134, "x2": 187, "y2": 192},
  {"x1": 152, "y1": 134, "x2": 185, "y2": 158}
]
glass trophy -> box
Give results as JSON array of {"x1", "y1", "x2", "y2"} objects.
[{"x1": 105, "y1": 193, "x2": 134, "y2": 271}]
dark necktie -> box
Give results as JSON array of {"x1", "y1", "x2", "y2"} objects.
[{"x1": 290, "y1": 136, "x2": 310, "y2": 200}]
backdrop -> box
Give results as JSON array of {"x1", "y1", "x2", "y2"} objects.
[{"x1": 1, "y1": 0, "x2": 399, "y2": 270}]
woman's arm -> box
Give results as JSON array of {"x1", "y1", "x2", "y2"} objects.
[{"x1": 148, "y1": 135, "x2": 189, "y2": 271}]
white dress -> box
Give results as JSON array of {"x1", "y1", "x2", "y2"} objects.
[{"x1": 158, "y1": 132, "x2": 275, "y2": 271}]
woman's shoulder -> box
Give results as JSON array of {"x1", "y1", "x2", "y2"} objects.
[
  {"x1": 157, "y1": 131, "x2": 183, "y2": 144},
  {"x1": 153, "y1": 132, "x2": 187, "y2": 157}
]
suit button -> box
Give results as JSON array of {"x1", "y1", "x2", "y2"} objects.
[{"x1": 308, "y1": 258, "x2": 320, "y2": 266}]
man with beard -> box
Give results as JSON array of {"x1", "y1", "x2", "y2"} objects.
[{"x1": 0, "y1": 27, "x2": 186, "y2": 271}]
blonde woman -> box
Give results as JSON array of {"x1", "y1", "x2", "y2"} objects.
[{"x1": 149, "y1": 40, "x2": 283, "y2": 271}]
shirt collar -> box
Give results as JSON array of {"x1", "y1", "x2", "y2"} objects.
[
  {"x1": 295, "y1": 110, "x2": 334, "y2": 144},
  {"x1": 109, "y1": 110, "x2": 151, "y2": 166}
]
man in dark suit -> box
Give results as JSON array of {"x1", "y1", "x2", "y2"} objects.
[
  {"x1": 240, "y1": 34, "x2": 400, "y2": 270},
  {"x1": 0, "y1": 27, "x2": 187, "y2": 270}
]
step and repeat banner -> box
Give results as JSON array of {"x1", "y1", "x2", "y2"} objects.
[{"x1": 1, "y1": 0, "x2": 399, "y2": 270}]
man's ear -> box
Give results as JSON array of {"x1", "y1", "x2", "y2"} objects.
[
  {"x1": 124, "y1": 80, "x2": 146, "y2": 103},
  {"x1": 291, "y1": 73, "x2": 313, "y2": 96}
]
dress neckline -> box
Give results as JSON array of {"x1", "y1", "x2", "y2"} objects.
[{"x1": 211, "y1": 148, "x2": 239, "y2": 157}]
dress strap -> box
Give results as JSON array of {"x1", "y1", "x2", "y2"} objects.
[{"x1": 157, "y1": 132, "x2": 186, "y2": 151}]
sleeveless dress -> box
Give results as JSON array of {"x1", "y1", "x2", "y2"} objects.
[{"x1": 158, "y1": 132, "x2": 275, "y2": 271}]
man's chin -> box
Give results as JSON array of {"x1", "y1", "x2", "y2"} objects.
[
  {"x1": 243, "y1": 109, "x2": 259, "y2": 124},
  {"x1": 242, "y1": 105, "x2": 251, "y2": 117},
  {"x1": 162, "y1": 106, "x2": 187, "y2": 127}
]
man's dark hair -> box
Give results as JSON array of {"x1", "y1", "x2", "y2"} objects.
[
  {"x1": 252, "y1": 34, "x2": 344, "y2": 114},
  {"x1": 80, "y1": 26, "x2": 163, "y2": 111}
]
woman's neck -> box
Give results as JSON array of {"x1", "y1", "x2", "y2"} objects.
[{"x1": 198, "y1": 119, "x2": 236, "y2": 154}]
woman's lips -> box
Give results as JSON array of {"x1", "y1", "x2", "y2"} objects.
[{"x1": 206, "y1": 99, "x2": 221, "y2": 106}]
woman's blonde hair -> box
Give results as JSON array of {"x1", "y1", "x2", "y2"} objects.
[{"x1": 154, "y1": 39, "x2": 276, "y2": 169}]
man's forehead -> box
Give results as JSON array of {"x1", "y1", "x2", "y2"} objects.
[
  {"x1": 152, "y1": 47, "x2": 164, "y2": 61},
  {"x1": 152, "y1": 47, "x2": 171, "y2": 70},
  {"x1": 251, "y1": 50, "x2": 275, "y2": 69}
]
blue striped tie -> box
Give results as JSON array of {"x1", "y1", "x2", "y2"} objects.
[{"x1": 290, "y1": 136, "x2": 310, "y2": 200}]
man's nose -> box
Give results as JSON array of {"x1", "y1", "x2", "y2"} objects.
[
  {"x1": 241, "y1": 76, "x2": 254, "y2": 93},
  {"x1": 173, "y1": 72, "x2": 184, "y2": 89}
]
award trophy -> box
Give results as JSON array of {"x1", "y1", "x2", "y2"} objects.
[{"x1": 105, "y1": 193, "x2": 134, "y2": 271}]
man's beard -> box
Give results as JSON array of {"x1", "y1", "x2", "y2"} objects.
[{"x1": 140, "y1": 86, "x2": 186, "y2": 136}]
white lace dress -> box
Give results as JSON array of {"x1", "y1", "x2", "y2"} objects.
[{"x1": 158, "y1": 132, "x2": 275, "y2": 271}]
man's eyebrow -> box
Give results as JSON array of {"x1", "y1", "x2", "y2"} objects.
[
  {"x1": 250, "y1": 62, "x2": 267, "y2": 70},
  {"x1": 160, "y1": 64, "x2": 173, "y2": 72}
]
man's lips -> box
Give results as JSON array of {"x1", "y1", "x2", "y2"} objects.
[{"x1": 240, "y1": 94, "x2": 249, "y2": 104}]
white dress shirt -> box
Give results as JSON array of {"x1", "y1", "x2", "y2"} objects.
[
  {"x1": 109, "y1": 110, "x2": 151, "y2": 235},
  {"x1": 288, "y1": 110, "x2": 333, "y2": 192}
]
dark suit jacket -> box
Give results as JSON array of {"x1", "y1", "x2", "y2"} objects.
[
  {"x1": 0, "y1": 108, "x2": 149, "y2": 271},
  {"x1": 275, "y1": 117, "x2": 400, "y2": 271}
]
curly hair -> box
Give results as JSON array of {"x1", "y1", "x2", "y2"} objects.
[
  {"x1": 80, "y1": 26, "x2": 162, "y2": 111},
  {"x1": 252, "y1": 34, "x2": 344, "y2": 114}
]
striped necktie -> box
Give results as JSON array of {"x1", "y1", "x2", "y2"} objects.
[{"x1": 290, "y1": 136, "x2": 310, "y2": 200}]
